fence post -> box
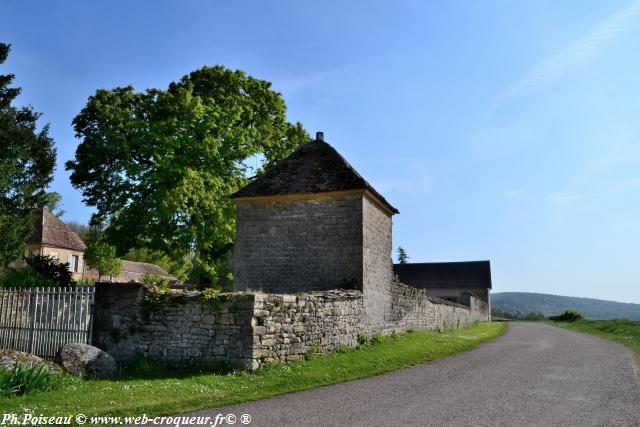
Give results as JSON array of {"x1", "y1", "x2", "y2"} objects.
[
  {"x1": 86, "y1": 287, "x2": 95, "y2": 345},
  {"x1": 28, "y1": 287, "x2": 39, "y2": 354}
]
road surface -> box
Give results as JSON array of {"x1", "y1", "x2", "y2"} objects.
[{"x1": 187, "y1": 323, "x2": 640, "y2": 427}]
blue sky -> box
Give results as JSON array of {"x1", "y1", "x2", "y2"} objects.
[{"x1": 2, "y1": 1, "x2": 639, "y2": 302}]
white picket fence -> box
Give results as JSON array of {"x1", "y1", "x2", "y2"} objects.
[{"x1": 0, "y1": 286, "x2": 95, "y2": 358}]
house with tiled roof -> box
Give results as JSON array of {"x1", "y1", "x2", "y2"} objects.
[
  {"x1": 14, "y1": 208, "x2": 88, "y2": 280},
  {"x1": 13, "y1": 208, "x2": 177, "y2": 283}
]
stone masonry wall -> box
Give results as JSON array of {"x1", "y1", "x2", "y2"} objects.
[
  {"x1": 92, "y1": 283, "x2": 255, "y2": 368},
  {"x1": 234, "y1": 194, "x2": 364, "y2": 293},
  {"x1": 361, "y1": 195, "x2": 394, "y2": 330},
  {"x1": 251, "y1": 284, "x2": 488, "y2": 364},
  {"x1": 93, "y1": 282, "x2": 489, "y2": 369},
  {"x1": 427, "y1": 288, "x2": 489, "y2": 304},
  {"x1": 251, "y1": 290, "x2": 364, "y2": 364},
  {"x1": 376, "y1": 280, "x2": 489, "y2": 333}
]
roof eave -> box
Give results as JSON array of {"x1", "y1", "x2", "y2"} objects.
[
  {"x1": 363, "y1": 188, "x2": 399, "y2": 215},
  {"x1": 40, "y1": 242, "x2": 87, "y2": 252}
]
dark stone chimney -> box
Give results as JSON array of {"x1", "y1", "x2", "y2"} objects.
[{"x1": 315, "y1": 131, "x2": 324, "y2": 141}]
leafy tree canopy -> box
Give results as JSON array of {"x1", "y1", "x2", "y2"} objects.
[
  {"x1": 66, "y1": 66, "x2": 308, "y2": 285},
  {"x1": 37, "y1": 191, "x2": 65, "y2": 218},
  {"x1": 0, "y1": 43, "x2": 56, "y2": 274}
]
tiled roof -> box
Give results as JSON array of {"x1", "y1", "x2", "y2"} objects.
[
  {"x1": 232, "y1": 134, "x2": 398, "y2": 214},
  {"x1": 393, "y1": 261, "x2": 492, "y2": 289},
  {"x1": 84, "y1": 260, "x2": 176, "y2": 283},
  {"x1": 26, "y1": 209, "x2": 87, "y2": 252}
]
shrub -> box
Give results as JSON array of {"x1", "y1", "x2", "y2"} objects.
[
  {"x1": 142, "y1": 273, "x2": 169, "y2": 289},
  {"x1": 0, "y1": 364, "x2": 60, "y2": 397},
  {"x1": 26, "y1": 255, "x2": 75, "y2": 287},
  {"x1": 355, "y1": 334, "x2": 387, "y2": 347},
  {"x1": 549, "y1": 310, "x2": 584, "y2": 322},
  {"x1": 369, "y1": 334, "x2": 386, "y2": 346},
  {"x1": 1, "y1": 267, "x2": 57, "y2": 288},
  {"x1": 357, "y1": 335, "x2": 367, "y2": 346}
]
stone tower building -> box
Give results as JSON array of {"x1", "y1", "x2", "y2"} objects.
[{"x1": 232, "y1": 132, "x2": 398, "y2": 304}]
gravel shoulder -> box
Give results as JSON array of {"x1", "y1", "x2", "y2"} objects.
[{"x1": 185, "y1": 322, "x2": 640, "y2": 427}]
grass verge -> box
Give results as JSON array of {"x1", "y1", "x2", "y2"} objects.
[
  {"x1": 1, "y1": 322, "x2": 506, "y2": 418},
  {"x1": 551, "y1": 319, "x2": 640, "y2": 355}
]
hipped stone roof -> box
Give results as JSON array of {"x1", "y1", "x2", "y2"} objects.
[{"x1": 232, "y1": 134, "x2": 398, "y2": 214}]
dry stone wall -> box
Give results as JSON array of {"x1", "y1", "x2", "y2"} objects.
[
  {"x1": 93, "y1": 282, "x2": 489, "y2": 370},
  {"x1": 251, "y1": 291, "x2": 363, "y2": 364},
  {"x1": 92, "y1": 284, "x2": 255, "y2": 368}
]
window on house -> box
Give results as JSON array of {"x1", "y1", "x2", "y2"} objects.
[{"x1": 71, "y1": 255, "x2": 80, "y2": 272}]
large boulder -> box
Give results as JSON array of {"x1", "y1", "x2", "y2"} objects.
[
  {"x1": 54, "y1": 343, "x2": 117, "y2": 379},
  {"x1": 0, "y1": 349, "x2": 60, "y2": 373}
]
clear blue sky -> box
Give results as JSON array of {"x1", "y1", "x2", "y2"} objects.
[{"x1": 3, "y1": 1, "x2": 639, "y2": 303}]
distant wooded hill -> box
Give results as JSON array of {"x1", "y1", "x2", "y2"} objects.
[{"x1": 492, "y1": 292, "x2": 640, "y2": 320}]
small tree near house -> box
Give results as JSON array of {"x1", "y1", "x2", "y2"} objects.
[
  {"x1": 84, "y1": 241, "x2": 122, "y2": 281},
  {"x1": 397, "y1": 246, "x2": 409, "y2": 264}
]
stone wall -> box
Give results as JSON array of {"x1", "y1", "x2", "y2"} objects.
[
  {"x1": 93, "y1": 282, "x2": 490, "y2": 369},
  {"x1": 427, "y1": 287, "x2": 489, "y2": 304},
  {"x1": 362, "y1": 194, "x2": 394, "y2": 330},
  {"x1": 92, "y1": 283, "x2": 255, "y2": 368},
  {"x1": 374, "y1": 279, "x2": 489, "y2": 333},
  {"x1": 251, "y1": 290, "x2": 364, "y2": 364},
  {"x1": 234, "y1": 193, "x2": 364, "y2": 293}
]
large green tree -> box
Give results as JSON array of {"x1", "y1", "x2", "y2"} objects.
[
  {"x1": 0, "y1": 43, "x2": 56, "y2": 274},
  {"x1": 66, "y1": 66, "x2": 308, "y2": 284}
]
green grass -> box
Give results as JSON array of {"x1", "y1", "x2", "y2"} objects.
[
  {"x1": 1, "y1": 322, "x2": 506, "y2": 418},
  {"x1": 551, "y1": 319, "x2": 640, "y2": 355}
]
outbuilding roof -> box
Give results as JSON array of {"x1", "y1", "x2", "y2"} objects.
[
  {"x1": 393, "y1": 261, "x2": 492, "y2": 289},
  {"x1": 84, "y1": 260, "x2": 176, "y2": 283},
  {"x1": 232, "y1": 132, "x2": 398, "y2": 214},
  {"x1": 26, "y1": 209, "x2": 87, "y2": 252}
]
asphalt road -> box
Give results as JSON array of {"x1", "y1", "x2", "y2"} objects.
[{"x1": 187, "y1": 323, "x2": 640, "y2": 427}]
